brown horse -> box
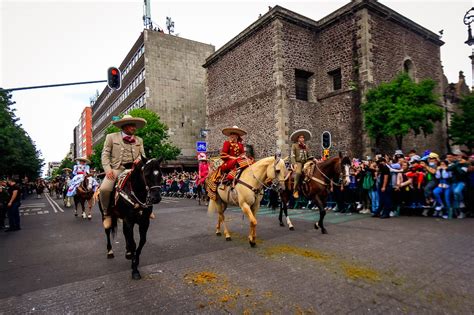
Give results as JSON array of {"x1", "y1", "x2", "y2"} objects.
[
  {"x1": 73, "y1": 176, "x2": 95, "y2": 219},
  {"x1": 279, "y1": 154, "x2": 351, "y2": 234}
]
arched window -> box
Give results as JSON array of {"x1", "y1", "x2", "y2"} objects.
[{"x1": 403, "y1": 59, "x2": 415, "y2": 79}]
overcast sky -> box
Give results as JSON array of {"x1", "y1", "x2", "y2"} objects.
[{"x1": 1, "y1": 0, "x2": 472, "y2": 175}]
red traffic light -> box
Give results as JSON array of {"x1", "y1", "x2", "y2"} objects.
[
  {"x1": 111, "y1": 69, "x2": 118, "y2": 75},
  {"x1": 107, "y1": 67, "x2": 121, "y2": 90}
]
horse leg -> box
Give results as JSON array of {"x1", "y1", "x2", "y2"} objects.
[
  {"x1": 73, "y1": 197, "x2": 78, "y2": 217},
  {"x1": 105, "y1": 227, "x2": 114, "y2": 258},
  {"x1": 132, "y1": 217, "x2": 150, "y2": 280},
  {"x1": 314, "y1": 195, "x2": 328, "y2": 234},
  {"x1": 241, "y1": 203, "x2": 257, "y2": 247},
  {"x1": 220, "y1": 210, "x2": 231, "y2": 241},
  {"x1": 123, "y1": 221, "x2": 134, "y2": 260},
  {"x1": 81, "y1": 199, "x2": 86, "y2": 219},
  {"x1": 87, "y1": 198, "x2": 92, "y2": 219}
]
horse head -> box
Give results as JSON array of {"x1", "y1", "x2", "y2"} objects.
[
  {"x1": 266, "y1": 154, "x2": 287, "y2": 192},
  {"x1": 138, "y1": 155, "x2": 163, "y2": 205},
  {"x1": 338, "y1": 152, "x2": 351, "y2": 186}
]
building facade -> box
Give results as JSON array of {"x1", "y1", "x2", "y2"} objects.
[
  {"x1": 76, "y1": 107, "x2": 92, "y2": 158},
  {"x1": 204, "y1": 0, "x2": 447, "y2": 158},
  {"x1": 47, "y1": 162, "x2": 61, "y2": 178},
  {"x1": 91, "y1": 30, "x2": 215, "y2": 166}
]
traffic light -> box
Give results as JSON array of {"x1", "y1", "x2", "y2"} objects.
[
  {"x1": 321, "y1": 131, "x2": 331, "y2": 149},
  {"x1": 107, "y1": 67, "x2": 121, "y2": 90}
]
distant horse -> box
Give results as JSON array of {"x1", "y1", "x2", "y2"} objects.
[
  {"x1": 208, "y1": 155, "x2": 287, "y2": 247},
  {"x1": 73, "y1": 176, "x2": 94, "y2": 219},
  {"x1": 63, "y1": 178, "x2": 72, "y2": 207},
  {"x1": 35, "y1": 182, "x2": 45, "y2": 199},
  {"x1": 98, "y1": 156, "x2": 163, "y2": 280},
  {"x1": 197, "y1": 181, "x2": 209, "y2": 206},
  {"x1": 279, "y1": 154, "x2": 351, "y2": 234}
]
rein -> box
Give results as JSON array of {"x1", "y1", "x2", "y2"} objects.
[
  {"x1": 122, "y1": 158, "x2": 161, "y2": 209},
  {"x1": 312, "y1": 160, "x2": 347, "y2": 187}
]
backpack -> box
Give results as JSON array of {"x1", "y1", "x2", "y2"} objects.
[{"x1": 362, "y1": 173, "x2": 375, "y2": 190}]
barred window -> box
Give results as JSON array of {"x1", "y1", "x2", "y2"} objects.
[
  {"x1": 295, "y1": 69, "x2": 313, "y2": 101},
  {"x1": 328, "y1": 68, "x2": 342, "y2": 91}
]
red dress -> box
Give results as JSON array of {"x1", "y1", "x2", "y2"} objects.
[{"x1": 220, "y1": 140, "x2": 244, "y2": 172}]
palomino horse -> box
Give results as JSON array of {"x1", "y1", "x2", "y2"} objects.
[
  {"x1": 279, "y1": 154, "x2": 351, "y2": 234},
  {"x1": 208, "y1": 155, "x2": 287, "y2": 247},
  {"x1": 98, "y1": 156, "x2": 163, "y2": 280},
  {"x1": 73, "y1": 175, "x2": 94, "y2": 219}
]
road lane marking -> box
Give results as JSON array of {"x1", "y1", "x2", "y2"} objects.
[
  {"x1": 45, "y1": 193, "x2": 60, "y2": 213},
  {"x1": 48, "y1": 195, "x2": 65, "y2": 213}
]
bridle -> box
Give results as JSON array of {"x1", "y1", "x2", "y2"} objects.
[
  {"x1": 243, "y1": 155, "x2": 285, "y2": 192},
  {"x1": 313, "y1": 159, "x2": 350, "y2": 187},
  {"x1": 129, "y1": 158, "x2": 162, "y2": 208}
]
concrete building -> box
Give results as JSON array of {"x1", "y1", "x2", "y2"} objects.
[
  {"x1": 76, "y1": 107, "x2": 92, "y2": 158},
  {"x1": 47, "y1": 162, "x2": 61, "y2": 178},
  {"x1": 204, "y1": 0, "x2": 448, "y2": 158},
  {"x1": 91, "y1": 30, "x2": 215, "y2": 167},
  {"x1": 73, "y1": 126, "x2": 80, "y2": 159}
]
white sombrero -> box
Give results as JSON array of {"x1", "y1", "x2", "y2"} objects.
[
  {"x1": 290, "y1": 129, "x2": 312, "y2": 142},
  {"x1": 112, "y1": 115, "x2": 147, "y2": 129},
  {"x1": 222, "y1": 125, "x2": 247, "y2": 137},
  {"x1": 75, "y1": 157, "x2": 91, "y2": 164}
]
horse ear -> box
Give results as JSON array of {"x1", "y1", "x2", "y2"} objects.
[{"x1": 157, "y1": 157, "x2": 163, "y2": 164}]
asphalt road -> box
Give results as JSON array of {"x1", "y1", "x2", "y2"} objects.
[{"x1": 0, "y1": 192, "x2": 473, "y2": 314}]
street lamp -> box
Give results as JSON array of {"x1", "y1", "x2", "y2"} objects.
[{"x1": 464, "y1": 7, "x2": 474, "y2": 89}]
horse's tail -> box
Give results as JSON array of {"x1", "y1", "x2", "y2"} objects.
[{"x1": 208, "y1": 198, "x2": 218, "y2": 216}]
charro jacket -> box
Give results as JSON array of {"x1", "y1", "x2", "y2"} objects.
[
  {"x1": 101, "y1": 132, "x2": 145, "y2": 173},
  {"x1": 290, "y1": 143, "x2": 310, "y2": 164}
]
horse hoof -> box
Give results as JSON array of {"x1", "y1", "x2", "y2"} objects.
[
  {"x1": 74, "y1": 213, "x2": 78, "y2": 217},
  {"x1": 225, "y1": 236, "x2": 232, "y2": 241},
  {"x1": 314, "y1": 222, "x2": 319, "y2": 230},
  {"x1": 322, "y1": 229, "x2": 328, "y2": 234},
  {"x1": 249, "y1": 241, "x2": 256, "y2": 248},
  {"x1": 216, "y1": 232, "x2": 222, "y2": 236},
  {"x1": 125, "y1": 252, "x2": 132, "y2": 260},
  {"x1": 279, "y1": 222, "x2": 285, "y2": 227},
  {"x1": 132, "y1": 271, "x2": 141, "y2": 280},
  {"x1": 289, "y1": 226, "x2": 295, "y2": 231},
  {"x1": 107, "y1": 253, "x2": 114, "y2": 259}
]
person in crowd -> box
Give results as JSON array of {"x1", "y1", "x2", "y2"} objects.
[
  {"x1": 433, "y1": 160, "x2": 452, "y2": 218},
  {"x1": 5, "y1": 178, "x2": 21, "y2": 232},
  {"x1": 100, "y1": 114, "x2": 147, "y2": 229},
  {"x1": 374, "y1": 157, "x2": 392, "y2": 218},
  {"x1": 421, "y1": 152, "x2": 440, "y2": 215},
  {"x1": 448, "y1": 152, "x2": 469, "y2": 219},
  {"x1": 356, "y1": 161, "x2": 371, "y2": 213},
  {"x1": 0, "y1": 179, "x2": 9, "y2": 230},
  {"x1": 466, "y1": 155, "x2": 474, "y2": 217},
  {"x1": 406, "y1": 161, "x2": 425, "y2": 209}
]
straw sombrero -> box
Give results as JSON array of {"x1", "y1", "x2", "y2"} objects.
[
  {"x1": 222, "y1": 126, "x2": 247, "y2": 137},
  {"x1": 75, "y1": 157, "x2": 91, "y2": 164},
  {"x1": 290, "y1": 129, "x2": 312, "y2": 142},
  {"x1": 112, "y1": 115, "x2": 147, "y2": 129},
  {"x1": 63, "y1": 168, "x2": 72, "y2": 172}
]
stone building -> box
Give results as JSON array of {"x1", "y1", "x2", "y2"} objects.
[
  {"x1": 92, "y1": 30, "x2": 214, "y2": 167},
  {"x1": 204, "y1": 0, "x2": 448, "y2": 158}
]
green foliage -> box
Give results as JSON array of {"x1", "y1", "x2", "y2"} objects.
[
  {"x1": 450, "y1": 93, "x2": 474, "y2": 153},
  {"x1": 362, "y1": 73, "x2": 443, "y2": 149},
  {"x1": 89, "y1": 108, "x2": 180, "y2": 171},
  {"x1": 0, "y1": 89, "x2": 44, "y2": 179},
  {"x1": 51, "y1": 157, "x2": 75, "y2": 178}
]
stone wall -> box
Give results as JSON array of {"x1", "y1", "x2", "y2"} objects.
[
  {"x1": 367, "y1": 13, "x2": 446, "y2": 154},
  {"x1": 145, "y1": 31, "x2": 214, "y2": 157},
  {"x1": 206, "y1": 22, "x2": 277, "y2": 157}
]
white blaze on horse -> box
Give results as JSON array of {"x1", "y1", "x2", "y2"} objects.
[{"x1": 208, "y1": 154, "x2": 287, "y2": 247}]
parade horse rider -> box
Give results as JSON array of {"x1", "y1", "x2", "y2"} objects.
[
  {"x1": 290, "y1": 129, "x2": 313, "y2": 199},
  {"x1": 66, "y1": 157, "x2": 98, "y2": 198}
]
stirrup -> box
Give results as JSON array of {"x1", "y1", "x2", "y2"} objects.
[
  {"x1": 293, "y1": 191, "x2": 299, "y2": 199},
  {"x1": 103, "y1": 216, "x2": 112, "y2": 229}
]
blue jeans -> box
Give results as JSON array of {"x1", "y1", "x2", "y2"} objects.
[
  {"x1": 451, "y1": 182, "x2": 465, "y2": 208},
  {"x1": 433, "y1": 186, "x2": 451, "y2": 209},
  {"x1": 378, "y1": 188, "x2": 392, "y2": 217},
  {"x1": 7, "y1": 201, "x2": 21, "y2": 229},
  {"x1": 368, "y1": 189, "x2": 379, "y2": 214}
]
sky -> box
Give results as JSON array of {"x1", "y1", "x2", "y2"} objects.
[{"x1": 1, "y1": 0, "x2": 473, "y2": 175}]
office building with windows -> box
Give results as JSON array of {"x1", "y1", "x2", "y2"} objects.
[{"x1": 92, "y1": 30, "x2": 214, "y2": 166}]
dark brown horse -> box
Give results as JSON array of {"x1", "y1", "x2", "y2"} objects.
[
  {"x1": 73, "y1": 176, "x2": 94, "y2": 219},
  {"x1": 279, "y1": 154, "x2": 351, "y2": 234}
]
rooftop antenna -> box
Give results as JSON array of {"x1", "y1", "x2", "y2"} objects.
[{"x1": 143, "y1": 0, "x2": 153, "y2": 30}]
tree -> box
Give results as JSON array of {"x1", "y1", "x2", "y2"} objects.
[
  {"x1": 89, "y1": 108, "x2": 180, "y2": 171},
  {"x1": 0, "y1": 89, "x2": 43, "y2": 179},
  {"x1": 362, "y1": 73, "x2": 444, "y2": 149},
  {"x1": 450, "y1": 92, "x2": 474, "y2": 153},
  {"x1": 51, "y1": 156, "x2": 75, "y2": 178}
]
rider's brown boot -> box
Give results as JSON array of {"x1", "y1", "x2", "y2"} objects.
[
  {"x1": 293, "y1": 190, "x2": 299, "y2": 199},
  {"x1": 103, "y1": 216, "x2": 112, "y2": 229},
  {"x1": 149, "y1": 212, "x2": 155, "y2": 219}
]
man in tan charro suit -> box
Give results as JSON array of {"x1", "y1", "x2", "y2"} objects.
[
  {"x1": 290, "y1": 129, "x2": 312, "y2": 199},
  {"x1": 100, "y1": 115, "x2": 146, "y2": 229}
]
